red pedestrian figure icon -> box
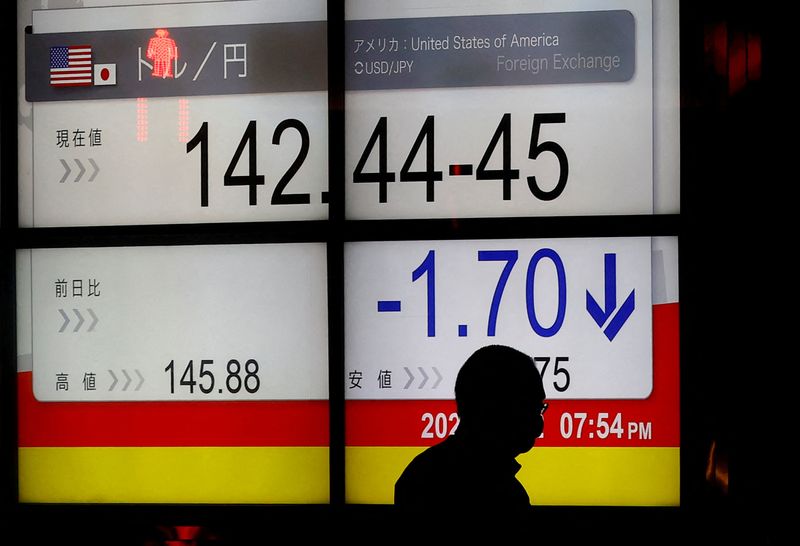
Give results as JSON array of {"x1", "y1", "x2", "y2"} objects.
[{"x1": 147, "y1": 29, "x2": 178, "y2": 78}]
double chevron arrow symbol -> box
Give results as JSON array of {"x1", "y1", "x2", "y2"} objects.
[
  {"x1": 59, "y1": 158, "x2": 100, "y2": 183},
  {"x1": 108, "y1": 369, "x2": 145, "y2": 391},
  {"x1": 58, "y1": 308, "x2": 99, "y2": 333},
  {"x1": 403, "y1": 366, "x2": 443, "y2": 389}
]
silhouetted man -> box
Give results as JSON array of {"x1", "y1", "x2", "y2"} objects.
[{"x1": 394, "y1": 345, "x2": 546, "y2": 508}]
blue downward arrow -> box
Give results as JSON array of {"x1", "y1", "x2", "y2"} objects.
[{"x1": 586, "y1": 253, "x2": 635, "y2": 341}]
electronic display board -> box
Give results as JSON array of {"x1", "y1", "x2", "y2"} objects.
[
  {"x1": 10, "y1": 0, "x2": 681, "y2": 514},
  {"x1": 345, "y1": 236, "x2": 679, "y2": 505},
  {"x1": 343, "y1": 0, "x2": 680, "y2": 506},
  {"x1": 345, "y1": 0, "x2": 679, "y2": 219},
  {"x1": 15, "y1": 0, "x2": 331, "y2": 505},
  {"x1": 16, "y1": 243, "x2": 329, "y2": 503},
  {"x1": 19, "y1": 0, "x2": 328, "y2": 227}
]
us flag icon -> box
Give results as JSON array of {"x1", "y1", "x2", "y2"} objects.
[{"x1": 50, "y1": 45, "x2": 92, "y2": 87}]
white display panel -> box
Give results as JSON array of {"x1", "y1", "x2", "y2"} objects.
[
  {"x1": 345, "y1": 0, "x2": 680, "y2": 219},
  {"x1": 24, "y1": 243, "x2": 328, "y2": 401},
  {"x1": 346, "y1": 237, "x2": 653, "y2": 400},
  {"x1": 31, "y1": 94, "x2": 327, "y2": 225},
  {"x1": 344, "y1": 236, "x2": 679, "y2": 506},
  {"x1": 20, "y1": 0, "x2": 328, "y2": 227}
]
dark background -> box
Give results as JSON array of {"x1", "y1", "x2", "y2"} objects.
[{"x1": 0, "y1": 1, "x2": 784, "y2": 542}]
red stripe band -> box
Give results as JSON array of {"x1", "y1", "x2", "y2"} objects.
[
  {"x1": 346, "y1": 303, "x2": 679, "y2": 447},
  {"x1": 18, "y1": 372, "x2": 329, "y2": 447}
]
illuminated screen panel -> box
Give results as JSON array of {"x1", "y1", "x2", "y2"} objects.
[
  {"x1": 345, "y1": 0, "x2": 679, "y2": 219},
  {"x1": 345, "y1": 237, "x2": 679, "y2": 506},
  {"x1": 19, "y1": 0, "x2": 328, "y2": 227},
  {"x1": 16, "y1": 243, "x2": 329, "y2": 503}
]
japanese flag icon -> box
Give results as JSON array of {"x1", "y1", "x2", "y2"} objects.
[{"x1": 94, "y1": 63, "x2": 117, "y2": 85}]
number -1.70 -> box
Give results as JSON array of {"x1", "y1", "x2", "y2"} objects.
[
  {"x1": 164, "y1": 358, "x2": 260, "y2": 394},
  {"x1": 412, "y1": 248, "x2": 567, "y2": 339}
]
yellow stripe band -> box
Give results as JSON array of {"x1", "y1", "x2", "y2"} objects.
[
  {"x1": 346, "y1": 446, "x2": 679, "y2": 506},
  {"x1": 19, "y1": 446, "x2": 329, "y2": 504}
]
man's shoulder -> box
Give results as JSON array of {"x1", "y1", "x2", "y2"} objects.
[
  {"x1": 394, "y1": 437, "x2": 465, "y2": 505},
  {"x1": 399, "y1": 437, "x2": 459, "y2": 479}
]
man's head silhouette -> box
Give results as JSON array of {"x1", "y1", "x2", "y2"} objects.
[
  {"x1": 394, "y1": 345, "x2": 547, "y2": 508},
  {"x1": 455, "y1": 345, "x2": 546, "y2": 457}
]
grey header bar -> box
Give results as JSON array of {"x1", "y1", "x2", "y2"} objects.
[
  {"x1": 346, "y1": 11, "x2": 635, "y2": 91},
  {"x1": 26, "y1": 21, "x2": 326, "y2": 102}
]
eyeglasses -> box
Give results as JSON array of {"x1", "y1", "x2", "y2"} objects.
[{"x1": 539, "y1": 402, "x2": 549, "y2": 416}]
